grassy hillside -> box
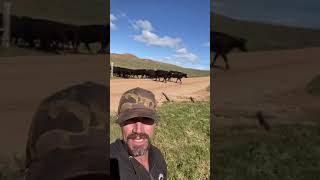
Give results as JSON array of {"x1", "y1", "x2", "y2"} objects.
[
  {"x1": 212, "y1": 13, "x2": 320, "y2": 51},
  {"x1": 4, "y1": 0, "x2": 108, "y2": 25},
  {"x1": 111, "y1": 53, "x2": 210, "y2": 77}
]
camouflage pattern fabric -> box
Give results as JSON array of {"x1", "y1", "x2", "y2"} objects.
[
  {"x1": 25, "y1": 81, "x2": 109, "y2": 180},
  {"x1": 117, "y1": 87, "x2": 159, "y2": 124}
]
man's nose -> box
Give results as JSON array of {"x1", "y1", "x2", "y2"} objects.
[{"x1": 133, "y1": 122, "x2": 144, "y2": 133}]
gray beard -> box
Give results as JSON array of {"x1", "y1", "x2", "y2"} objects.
[
  {"x1": 126, "y1": 140, "x2": 151, "y2": 157},
  {"x1": 131, "y1": 146, "x2": 149, "y2": 157}
]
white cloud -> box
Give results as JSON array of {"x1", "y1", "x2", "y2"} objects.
[
  {"x1": 134, "y1": 30, "x2": 181, "y2": 48},
  {"x1": 132, "y1": 19, "x2": 181, "y2": 48},
  {"x1": 110, "y1": 14, "x2": 118, "y2": 30},
  {"x1": 110, "y1": 14, "x2": 117, "y2": 21},
  {"x1": 176, "y1": 48, "x2": 188, "y2": 54},
  {"x1": 133, "y1": 20, "x2": 153, "y2": 31},
  {"x1": 120, "y1": 13, "x2": 127, "y2": 18},
  {"x1": 129, "y1": 18, "x2": 200, "y2": 65},
  {"x1": 174, "y1": 48, "x2": 198, "y2": 62},
  {"x1": 202, "y1": 41, "x2": 210, "y2": 47}
]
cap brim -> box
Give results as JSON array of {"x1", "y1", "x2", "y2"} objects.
[
  {"x1": 117, "y1": 108, "x2": 159, "y2": 124},
  {"x1": 26, "y1": 148, "x2": 109, "y2": 180}
]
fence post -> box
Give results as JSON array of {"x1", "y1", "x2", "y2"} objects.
[
  {"x1": 2, "y1": 1, "x2": 11, "y2": 48},
  {"x1": 111, "y1": 62, "x2": 114, "y2": 77}
]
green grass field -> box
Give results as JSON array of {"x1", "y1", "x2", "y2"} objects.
[
  {"x1": 110, "y1": 54, "x2": 210, "y2": 77},
  {"x1": 213, "y1": 124, "x2": 320, "y2": 180},
  {"x1": 110, "y1": 101, "x2": 210, "y2": 179}
]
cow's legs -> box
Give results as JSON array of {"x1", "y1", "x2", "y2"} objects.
[
  {"x1": 97, "y1": 41, "x2": 108, "y2": 54},
  {"x1": 213, "y1": 53, "x2": 219, "y2": 65},
  {"x1": 72, "y1": 41, "x2": 80, "y2": 53},
  {"x1": 97, "y1": 48, "x2": 107, "y2": 54},
  {"x1": 85, "y1": 43, "x2": 93, "y2": 54},
  {"x1": 222, "y1": 54, "x2": 230, "y2": 70}
]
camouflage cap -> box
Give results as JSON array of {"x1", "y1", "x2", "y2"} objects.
[
  {"x1": 25, "y1": 81, "x2": 109, "y2": 180},
  {"x1": 117, "y1": 87, "x2": 159, "y2": 124}
]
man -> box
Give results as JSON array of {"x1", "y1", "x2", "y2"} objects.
[
  {"x1": 110, "y1": 87, "x2": 167, "y2": 180},
  {"x1": 25, "y1": 82, "x2": 109, "y2": 180}
]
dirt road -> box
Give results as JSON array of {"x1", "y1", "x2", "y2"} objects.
[
  {"x1": 212, "y1": 47, "x2": 320, "y2": 127},
  {"x1": 0, "y1": 55, "x2": 106, "y2": 158},
  {"x1": 110, "y1": 77, "x2": 210, "y2": 114}
]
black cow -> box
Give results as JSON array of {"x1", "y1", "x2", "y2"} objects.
[
  {"x1": 113, "y1": 67, "x2": 133, "y2": 78},
  {"x1": 211, "y1": 31, "x2": 248, "y2": 70},
  {"x1": 132, "y1": 69, "x2": 146, "y2": 78},
  {"x1": 144, "y1": 69, "x2": 156, "y2": 79},
  {"x1": 77, "y1": 25, "x2": 109, "y2": 54},
  {"x1": 38, "y1": 21, "x2": 79, "y2": 52},
  {"x1": 155, "y1": 70, "x2": 171, "y2": 83},
  {"x1": 11, "y1": 16, "x2": 79, "y2": 53},
  {"x1": 169, "y1": 71, "x2": 188, "y2": 83},
  {"x1": 10, "y1": 16, "x2": 38, "y2": 47},
  {"x1": 112, "y1": 66, "x2": 121, "y2": 77}
]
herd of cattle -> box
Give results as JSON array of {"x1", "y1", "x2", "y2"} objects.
[
  {"x1": 112, "y1": 66, "x2": 188, "y2": 83},
  {"x1": 1, "y1": 14, "x2": 109, "y2": 53}
]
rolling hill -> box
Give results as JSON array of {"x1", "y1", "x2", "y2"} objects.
[
  {"x1": 1, "y1": 0, "x2": 108, "y2": 25},
  {"x1": 212, "y1": 13, "x2": 320, "y2": 51},
  {"x1": 110, "y1": 53, "x2": 210, "y2": 77}
]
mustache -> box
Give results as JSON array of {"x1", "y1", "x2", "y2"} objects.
[{"x1": 127, "y1": 132, "x2": 149, "y2": 140}]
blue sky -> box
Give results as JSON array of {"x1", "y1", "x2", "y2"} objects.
[
  {"x1": 110, "y1": 0, "x2": 210, "y2": 70},
  {"x1": 212, "y1": 0, "x2": 320, "y2": 29}
]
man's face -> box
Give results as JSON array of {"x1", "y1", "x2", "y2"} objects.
[{"x1": 120, "y1": 117, "x2": 155, "y2": 157}]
